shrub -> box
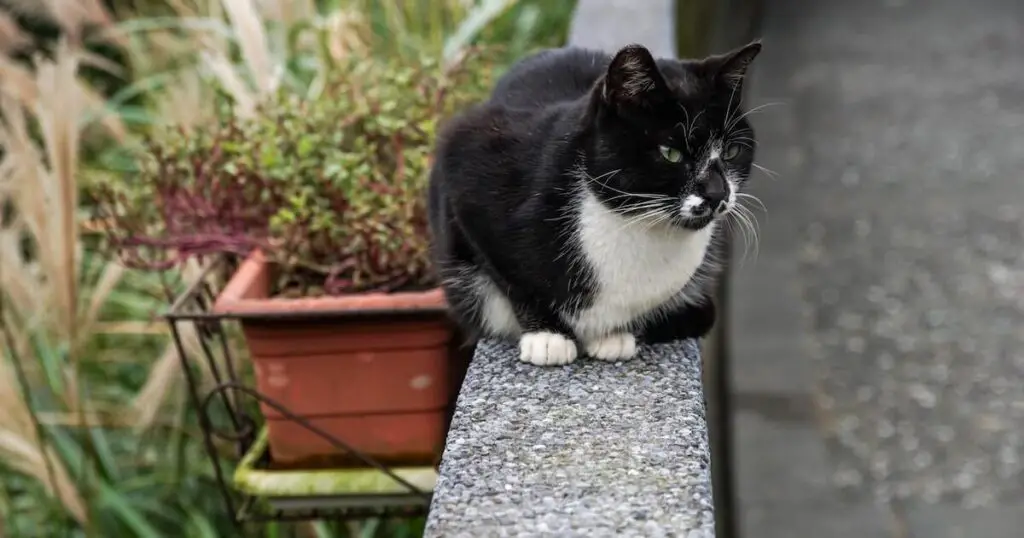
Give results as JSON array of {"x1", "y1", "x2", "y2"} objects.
[{"x1": 95, "y1": 48, "x2": 497, "y2": 296}]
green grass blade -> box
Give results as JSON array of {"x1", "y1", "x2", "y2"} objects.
[
  {"x1": 97, "y1": 483, "x2": 162, "y2": 538},
  {"x1": 187, "y1": 511, "x2": 220, "y2": 538},
  {"x1": 311, "y1": 520, "x2": 335, "y2": 538},
  {"x1": 112, "y1": 16, "x2": 235, "y2": 39},
  {"x1": 443, "y1": 0, "x2": 518, "y2": 62}
]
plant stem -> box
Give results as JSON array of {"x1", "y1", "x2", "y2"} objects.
[{"x1": 0, "y1": 290, "x2": 72, "y2": 528}]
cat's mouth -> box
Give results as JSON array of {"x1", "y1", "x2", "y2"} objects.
[{"x1": 677, "y1": 195, "x2": 732, "y2": 229}]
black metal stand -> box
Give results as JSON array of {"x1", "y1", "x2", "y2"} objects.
[{"x1": 164, "y1": 260, "x2": 437, "y2": 527}]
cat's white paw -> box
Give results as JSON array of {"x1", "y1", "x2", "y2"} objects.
[
  {"x1": 584, "y1": 332, "x2": 637, "y2": 361},
  {"x1": 519, "y1": 331, "x2": 578, "y2": 366}
]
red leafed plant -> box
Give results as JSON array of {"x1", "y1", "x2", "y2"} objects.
[{"x1": 93, "y1": 49, "x2": 496, "y2": 296}]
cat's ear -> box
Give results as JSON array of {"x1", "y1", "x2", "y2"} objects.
[
  {"x1": 705, "y1": 40, "x2": 762, "y2": 93},
  {"x1": 601, "y1": 44, "x2": 671, "y2": 111}
]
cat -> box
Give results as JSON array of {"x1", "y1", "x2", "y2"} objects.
[{"x1": 427, "y1": 41, "x2": 762, "y2": 366}]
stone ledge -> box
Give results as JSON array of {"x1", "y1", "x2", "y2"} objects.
[{"x1": 424, "y1": 339, "x2": 714, "y2": 537}]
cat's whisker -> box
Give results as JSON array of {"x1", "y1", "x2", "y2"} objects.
[
  {"x1": 729, "y1": 203, "x2": 761, "y2": 263},
  {"x1": 617, "y1": 211, "x2": 663, "y2": 235},
  {"x1": 626, "y1": 206, "x2": 672, "y2": 229},
  {"x1": 688, "y1": 109, "x2": 706, "y2": 141},
  {"x1": 574, "y1": 166, "x2": 620, "y2": 185},
  {"x1": 728, "y1": 208, "x2": 756, "y2": 264},
  {"x1": 735, "y1": 192, "x2": 767, "y2": 212},
  {"x1": 603, "y1": 191, "x2": 673, "y2": 203},
  {"x1": 726, "y1": 101, "x2": 784, "y2": 132},
  {"x1": 723, "y1": 217, "x2": 751, "y2": 266},
  {"x1": 633, "y1": 215, "x2": 664, "y2": 233},
  {"x1": 733, "y1": 199, "x2": 761, "y2": 228},
  {"x1": 621, "y1": 203, "x2": 673, "y2": 217},
  {"x1": 734, "y1": 217, "x2": 756, "y2": 265},
  {"x1": 727, "y1": 136, "x2": 756, "y2": 150},
  {"x1": 678, "y1": 110, "x2": 693, "y2": 153},
  {"x1": 613, "y1": 196, "x2": 675, "y2": 215},
  {"x1": 723, "y1": 84, "x2": 740, "y2": 134},
  {"x1": 728, "y1": 216, "x2": 753, "y2": 265},
  {"x1": 620, "y1": 198, "x2": 681, "y2": 232},
  {"x1": 737, "y1": 203, "x2": 762, "y2": 244},
  {"x1": 615, "y1": 202, "x2": 658, "y2": 222},
  {"x1": 752, "y1": 162, "x2": 779, "y2": 181},
  {"x1": 616, "y1": 209, "x2": 662, "y2": 224},
  {"x1": 644, "y1": 209, "x2": 677, "y2": 231},
  {"x1": 575, "y1": 167, "x2": 670, "y2": 202}
]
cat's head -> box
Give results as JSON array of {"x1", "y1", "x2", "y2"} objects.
[{"x1": 579, "y1": 41, "x2": 762, "y2": 231}]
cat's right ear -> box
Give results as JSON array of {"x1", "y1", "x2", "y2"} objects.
[{"x1": 600, "y1": 44, "x2": 671, "y2": 113}]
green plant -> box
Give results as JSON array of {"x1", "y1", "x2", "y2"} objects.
[{"x1": 96, "y1": 48, "x2": 497, "y2": 296}]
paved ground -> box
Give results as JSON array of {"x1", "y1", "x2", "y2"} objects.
[{"x1": 729, "y1": 0, "x2": 1024, "y2": 536}]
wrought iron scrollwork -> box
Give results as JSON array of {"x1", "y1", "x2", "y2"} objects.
[{"x1": 164, "y1": 259, "x2": 434, "y2": 526}]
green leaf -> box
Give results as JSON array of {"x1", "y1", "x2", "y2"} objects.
[
  {"x1": 260, "y1": 145, "x2": 282, "y2": 168},
  {"x1": 311, "y1": 520, "x2": 334, "y2": 538},
  {"x1": 98, "y1": 484, "x2": 162, "y2": 538},
  {"x1": 85, "y1": 424, "x2": 120, "y2": 484},
  {"x1": 187, "y1": 511, "x2": 220, "y2": 538},
  {"x1": 360, "y1": 518, "x2": 381, "y2": 538},
  {"x1": 297, "y1": 135, "x2": 317, "y2": 158},
  {"x1": 29, "y1": 332, "x2": 66, "y2": 397}
]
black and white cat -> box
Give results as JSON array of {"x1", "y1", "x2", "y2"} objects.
[{"x1": 427, "y1": 41, "x2": 762, "y2": 366}]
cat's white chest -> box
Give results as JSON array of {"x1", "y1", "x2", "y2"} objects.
[{"x1": 569, "y1": 192, "x2": 714, "y2": 339}]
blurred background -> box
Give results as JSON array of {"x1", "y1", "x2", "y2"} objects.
[
  {"x1": 0, "y1": 0, "x2": 1021, "y2": 537},
  {"x1": 726, "y1": 0, "x2": 1024, "y2": 536}
]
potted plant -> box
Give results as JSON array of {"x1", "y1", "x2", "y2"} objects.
[{"x1": 95, "y1": 50, "x2": 496, "y2": 468}]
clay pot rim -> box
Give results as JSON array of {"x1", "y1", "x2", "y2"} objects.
[{"x1": 212, "y1": 249, "x2": 448, "y2": 318}]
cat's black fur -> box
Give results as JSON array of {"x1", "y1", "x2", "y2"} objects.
[{"x1": 427, "y1": 42, "x2": 761, "y2": 352}]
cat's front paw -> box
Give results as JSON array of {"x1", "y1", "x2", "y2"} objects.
[
  {"x1": 519, "y1": 331, "x2": 578, "y2": 366},
  {"x1": 584, "y1": 332, "x2": 637, "y2": 362}
]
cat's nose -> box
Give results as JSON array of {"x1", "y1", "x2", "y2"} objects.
[{"x1": 700, "y1": 169, "x2": 728, "y2": 211}]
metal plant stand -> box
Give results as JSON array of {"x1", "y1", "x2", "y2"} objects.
[{"x1": 164, "y1": 260, "x2": 439, "y2": 526}]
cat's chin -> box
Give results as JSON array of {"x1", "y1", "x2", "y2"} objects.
[{"x1": 676, "y1": 214, "x2": 717, "y2": 231}]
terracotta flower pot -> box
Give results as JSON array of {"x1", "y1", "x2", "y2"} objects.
[{"x1": 213, "y1": 250, "x2": 457, "y2": 468}]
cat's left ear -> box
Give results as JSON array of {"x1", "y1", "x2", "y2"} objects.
[{"x1": 705, "y1": 40, "x2": 762, "y2": 93}]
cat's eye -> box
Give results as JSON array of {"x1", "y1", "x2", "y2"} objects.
[
  {"x1": 723, "y1": 143, "x2": 742, "y2": 161},
  {"x1": 658, "y1": 145, "x2": 683, "y2": 163}
]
